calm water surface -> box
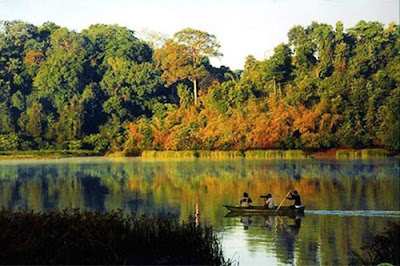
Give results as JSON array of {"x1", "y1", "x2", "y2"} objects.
[{"x1": 0, "y1": 158, "x2": 399, "y2": 265}]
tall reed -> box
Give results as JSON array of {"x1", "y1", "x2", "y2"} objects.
[
  {"x1": 197, "y1": 150, "x2": 244, "y2": 158},
  {"x1": 141, "y1": 150, "x2": 197, "y2": 158},
  {"x1": 244, "y1": 150, "x2": 307, "y2": 159},
  {"x1": 0, "y1": 209, "x2": 231, "y2": 265},
  {"x1": 361, "y1": 149, "x2": 388, "y2": 159},
  {"x1": 335, "y1": 150, "x2": 361, "y2": 159}
]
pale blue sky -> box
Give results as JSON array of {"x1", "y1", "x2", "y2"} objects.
[{"x1": 1, "y1": 0, "x2": 398, "y2": 69}]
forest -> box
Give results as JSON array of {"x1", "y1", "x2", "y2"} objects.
[{"x1": 0, "y1": 20, "x2": 398, "y2": 153}]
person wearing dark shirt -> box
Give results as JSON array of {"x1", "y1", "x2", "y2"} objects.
[{"x1": 286, "y1": 190, "x2": 302, "y2": 207}]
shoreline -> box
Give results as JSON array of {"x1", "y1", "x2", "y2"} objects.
[{"x1": 0, "y1": 148, "x2": 396, "y2": 160}]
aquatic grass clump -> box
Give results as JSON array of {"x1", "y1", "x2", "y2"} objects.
[
  {"x1": 202, "y1": 151, "x2": 244, "y2": 158},
  {"x1": 196, "y1": 150, "x2": 213, "y2": 158},
  {"x1": 282, "y1": 150, "x2": 307, "y2": 159},
  {"x1": 244, "y1": 150, "x2": 307, "y2": 159},
  {"x1": 244, "y1": 150, "x2": 266, "y2": 158},
  {"x1": 335, "y1": 149, "x2": 361, "y2": 159},
  {"x1": 336, "y1": 149, "x2": 389, "y2": 159},
  {"x1": 0, "y1": 209, "x2": 230, "y2": 265},
  {"x1": 141, "y1": 150, "x2": 197, "y2": 159},
  {"x1": 107, "y1": 151, "x2": 127, "y2": 157},
  {"x1": 141, "y1": 150, "x2": 157, "y2": 158},
  {"x1": 361, "y1": 149, "x2": 388, "y2": 158},
  {"x1": 265, "y1": 150, "x2": 283, "y2": 158}
]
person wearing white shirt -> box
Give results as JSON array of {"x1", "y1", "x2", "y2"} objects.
[{"x1": 264, "y1": 193, "x2": 275, "y2": 209}]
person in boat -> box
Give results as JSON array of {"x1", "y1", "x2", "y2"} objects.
[
  {"x1": 286, "y1": 190, "x2": 302, "y2": 208},
  {"x1": 263, "y1": 193, "x2": 275, "y2": 209},
  {"x1": 240, "y1": 192, "x2": 253, "y2": 207}
]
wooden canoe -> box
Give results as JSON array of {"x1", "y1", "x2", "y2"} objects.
[{"x1": 223, "y1": 205, "x2": 305, "y2": 215}]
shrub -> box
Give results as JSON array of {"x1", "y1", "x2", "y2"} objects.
[
  {"x1": 83, "y1": 134, "x2": 109, "y2": 152},
  {"x1": 67, "y1": 140, "x2": 82, "y2": 150}
]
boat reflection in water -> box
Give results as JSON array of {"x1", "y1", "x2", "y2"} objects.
[
  {"x1": 226, "y1": 212, "x2": 303, "y2": 233},
  {"x1": 240, "y1": 216, "x2": 253, "y2": 230},
  {"x1": 262, "y1": 215, "x2": 302, "y2": 236},
  {"x1": 223, "y1": 211, "x2": 306, "y2": 265},
  {"x1": 278, "y1": 215, "x2": 302, "y2": 241}
]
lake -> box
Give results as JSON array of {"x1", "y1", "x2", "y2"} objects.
[{"x1": 0, "y1": 157, "x2": 399, "y2": 265}]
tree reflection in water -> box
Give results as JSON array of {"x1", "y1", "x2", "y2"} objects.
[{"x1": 0, "y1": 158, "x2": 398, "y2": 265}]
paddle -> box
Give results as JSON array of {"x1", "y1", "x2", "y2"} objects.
[{"x1": 276, "y1": 190, "x2": 292, "y2": 213}]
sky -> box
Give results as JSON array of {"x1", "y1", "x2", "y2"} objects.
[{"x1": 1, "y1": 0, "x2": 398, "y2": 69}]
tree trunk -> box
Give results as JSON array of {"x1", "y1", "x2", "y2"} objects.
[{"x1": 193, "y1": 78, "x2": 198, "y2": 105}]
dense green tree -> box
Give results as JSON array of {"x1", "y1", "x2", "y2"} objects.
[
  {"x1": 376, "y1": 88, "x2": 400, "y2": 150},
  {"x1": 262, "y1": 43, "x2": 293, "y2": 94},
  {"x1": 0, "y1": 21, "x2": 40, "y2": 133},
  {"x1": 33, "y1": 27, "x2": 87, "y2": 104},
  {"x1": 81, "y1": 24, "x2": 153, "y2": 79},
  {"x1": 288, "y1": 25, "x2": 317, "y2": 75}
]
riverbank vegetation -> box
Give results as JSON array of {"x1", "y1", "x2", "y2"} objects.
[
  {"x1": 0, "y1": 20, "x2": 398, "y2": 154},
  {"x1": 0, "y1": 208, "x2": 230, "y2": 265}
]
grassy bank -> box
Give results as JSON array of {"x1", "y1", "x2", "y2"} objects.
[
  {"x1": 0, "y1": 150, "x2": 101, "y2": 160},
  {"x1": 0, "y1": 209, "x2": 230, "y2": 265},
  {"x1": 141, "y1": 149, "x2": 391, "y2": 159}
]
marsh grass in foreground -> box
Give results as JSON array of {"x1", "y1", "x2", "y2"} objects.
[{"x1": 0, "y1": 209, "x2": 232, "y2": 265}]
